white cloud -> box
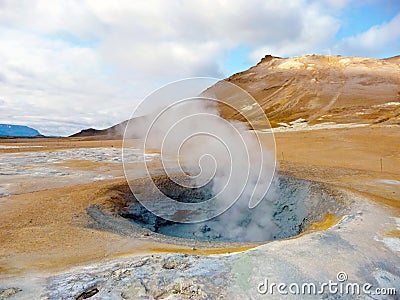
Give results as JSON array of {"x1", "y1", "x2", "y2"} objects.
[
  {"x1": 91, "y1": 0, "x2": 340, "y2": 72},
  {"x1": 0, "y1": 0, "x2": 345, "y2": 135},
  {"x1": 335, "y1": 13, "x2": 400, "y2": 56},
  {"x1": 319, "y1": 0, "x2": 353, "y2": 10}
]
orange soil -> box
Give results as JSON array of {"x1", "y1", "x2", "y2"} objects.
[{"x1": 0, "y1": 126, "x2": 399, "y2": 274}]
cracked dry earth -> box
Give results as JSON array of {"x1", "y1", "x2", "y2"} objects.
[{"x1": 0, "y1": 126, "x2": 399, "y2": 299}]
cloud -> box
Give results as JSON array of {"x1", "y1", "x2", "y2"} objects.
[
  {"x1": 0, "y1": 27, "x2": 134, "y2": 135},
  {"x1": 92, "y1": 0, "x2": 340, "y2": 73},
  {"x1": 0, "y1": 0, "x2": 345, "y2": 135},
  {"x1": 319, "y1": 0, "x2": 353, "y2": 10},
  {"x1": 335, "y1": 13, "x2": 400, "y2": 57}
]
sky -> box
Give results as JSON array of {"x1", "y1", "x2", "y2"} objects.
[{"x1": 0, "y1": 0, "x2": 399, "y2": 136}]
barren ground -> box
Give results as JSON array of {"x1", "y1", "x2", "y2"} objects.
[{"x1": 0, "y1": 125, "x2": 399, "y2": 277}]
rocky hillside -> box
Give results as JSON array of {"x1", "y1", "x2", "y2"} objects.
[
  {"x1": 70, "y1": 121, "x2": 129, "y2": 139},
  {"x1": 72, "y1": 54, "x2": 400, "y2": 137},
  {"x1": 70, "y1": 117, "x2": 146, "y2": 139},
  {"x1": 220, "y1": 54, "x2": 400, "y2": 127}
]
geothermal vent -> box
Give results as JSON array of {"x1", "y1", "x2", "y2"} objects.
[{"x1": 120, "y1": 174, "x2": 346, "y2": 243}]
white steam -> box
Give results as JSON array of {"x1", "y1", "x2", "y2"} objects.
[{"x1": 123, "y1": 78, "x2": 277, "y2": 239}]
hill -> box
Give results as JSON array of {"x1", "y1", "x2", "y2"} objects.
[
  {"x1": 70, "y1": 118, "x2": 147, "y2": 139},
  {"x1": 0, "y1": 124, "x2": 43, "y2": 137},
  {"x1": 71, "y1": 54, "x2": 400, "y2": 137},
  {"x1": 219, "y1": 54, "x2": 400, "y2": 127}
]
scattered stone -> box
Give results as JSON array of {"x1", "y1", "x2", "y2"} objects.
[
  {"x1": 42, "y1": 253, "x2": 227, "y2": 298},
  {"x1": 75, "y1": 286, "x2": 99, "y2": 300},
  {"x1": 121, "y1": 280, "x2": 147, "y2": 299},
  {"x1": 200, "y1": 224, "x2": 211, "y2": 233},
  {"x1": 156, "y1": 279, "x2": 206, "y2": 299},
  {"x1": 162, "y1": 257, "x2": 190, "y2": 270},
  {"x1": 162, "y1": 261, "x2": 176, "y2": 270},
  {"x1": 130, "y1": 258, "x2": 149, "y2": 268},
  {"x1": 0, "y1": 287, "x2": 22, "y2": 299},
  {"x1": 111, "y1": 268, "x2": 132, "y2": 280}
]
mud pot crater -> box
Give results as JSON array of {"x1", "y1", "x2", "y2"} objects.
[{"x1": 95, "y1": 173, "x2": 350, "y2": 244}]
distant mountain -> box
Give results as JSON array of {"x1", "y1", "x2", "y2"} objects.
[
  {"x1": 70, "y1": 119, "x2": 135, "y2": 139},
  {"x1": 70, "y1": 122, "x2": 126, "y2": 139},
  {"x1": 0, "y1": 124, "x2": 43, "y2": 137},
  {"x1": 70, "y1": 116, "x2": 148, "y2": 139}
]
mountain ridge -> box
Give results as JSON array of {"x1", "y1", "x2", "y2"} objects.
[
  {"x1": 70, "y1": 54, "x2": 400, "y2": 138},
  {"x1": 0, "y1": 124, "x2": 43, "y2": 137},
  {"x1": 221, "y1": 54, "x2": 400, "y2": 127}
]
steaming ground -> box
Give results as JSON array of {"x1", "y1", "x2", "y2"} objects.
[
  {"x1": 0, "y1": 125, "x2": 399, "y2": 298},
  {"x1": 123, "y1": 89, "x2": 276, "y2": 223},
  {"x1": 122, "y1": 175, "x2": 345, "y2": 243}
]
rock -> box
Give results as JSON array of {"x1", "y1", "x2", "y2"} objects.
[
  {"x1": 40, "y1": 253, "x2": 229, "y2": 299},
  {"x1": 75, "y1": 286, "x2": 99, "y2": 300},
  {"x1": 200, "y1": 224, "x2": 211, "y2": 233},
  {"x1": 156, "y1": 279, "x2": 206, "y2": 300},
  {"x1": 111, "y1": 268, "x2": 132, "y2": 280},
  {"x1": 0, "y1": 288, "x2": 22, "y2": 298},
  {"x1": 121, "y1": 280, "x2": 147, "y2": 299},
  {"x1": 130, "y1": 258, "x2": 150, "y2": 268},
  {"x1": 162, "y1": 257, "x2": 189, "y2": 270}
]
